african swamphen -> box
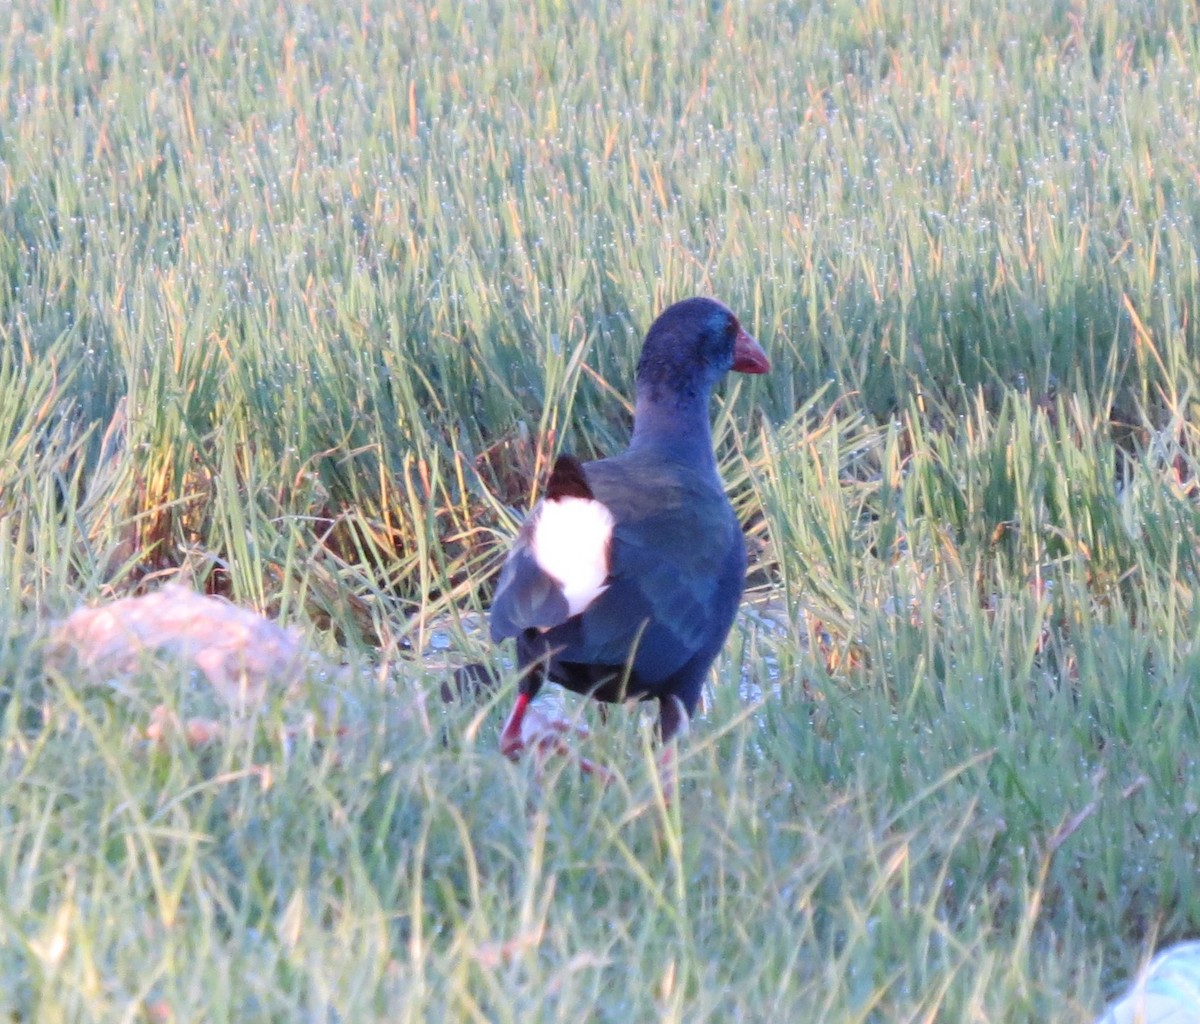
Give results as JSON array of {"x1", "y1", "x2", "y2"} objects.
[{"x1": 489, "y1": 297, "x2": 769, "y2": 767}]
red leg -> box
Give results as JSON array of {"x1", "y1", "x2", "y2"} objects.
[
  {"x1": 657, "y1": 743, "x2": 678, "y2": 803},
  {"x1": 499, "y1": 692, "x2": 531, "y2": 759}
]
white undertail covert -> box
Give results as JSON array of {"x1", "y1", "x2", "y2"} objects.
[{"x1": 531, "y1": 495, "x2": 615, "y2": 616}]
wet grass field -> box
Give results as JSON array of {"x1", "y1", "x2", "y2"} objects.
[{"x1": 2, "y1": 0, "x2": 1199, "y2": 1019}]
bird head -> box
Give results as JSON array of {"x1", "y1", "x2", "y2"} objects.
[{"x1": 636, "y1": 297, "x2": 769, "y2": 404}]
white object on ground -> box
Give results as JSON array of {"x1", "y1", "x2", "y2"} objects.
[{"x1": 1094, "y1": 941, "x2": 1200, "y2": 1024}]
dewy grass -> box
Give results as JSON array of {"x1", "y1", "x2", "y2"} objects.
[{"x1": 2, "y1": 0, "x2": 1200, "y2": 1019}]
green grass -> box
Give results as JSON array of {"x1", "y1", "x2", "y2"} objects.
[{"x1": 3, "y1": 0, "x2": 1200, "y2": 1019}]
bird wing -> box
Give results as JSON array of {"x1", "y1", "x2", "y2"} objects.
[{"x1": 570, "y1": 465, "x2": 742, "y2": 680}]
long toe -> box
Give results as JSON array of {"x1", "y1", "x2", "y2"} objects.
[{"x1": 500, "y1": 731, "x2": 526, "y2": 760}]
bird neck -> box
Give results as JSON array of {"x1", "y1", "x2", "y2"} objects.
[{"x1": 628, "y1": 390, "x2": 718, "y2": 469}]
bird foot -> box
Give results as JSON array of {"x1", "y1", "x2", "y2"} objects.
[
  {"x1": 499, "y1": 695, "x2": 612, "y2": 781},
  {"x1": 526, "y1": 728, "x2": 612, "y2": 782},
  {"x1": 505, "y1": 728, "x2": 614, "y2": 782}
]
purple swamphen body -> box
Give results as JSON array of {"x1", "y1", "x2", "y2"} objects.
[{"x1": 489, "y1": 297, "x2": 770, "y2": 762}]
